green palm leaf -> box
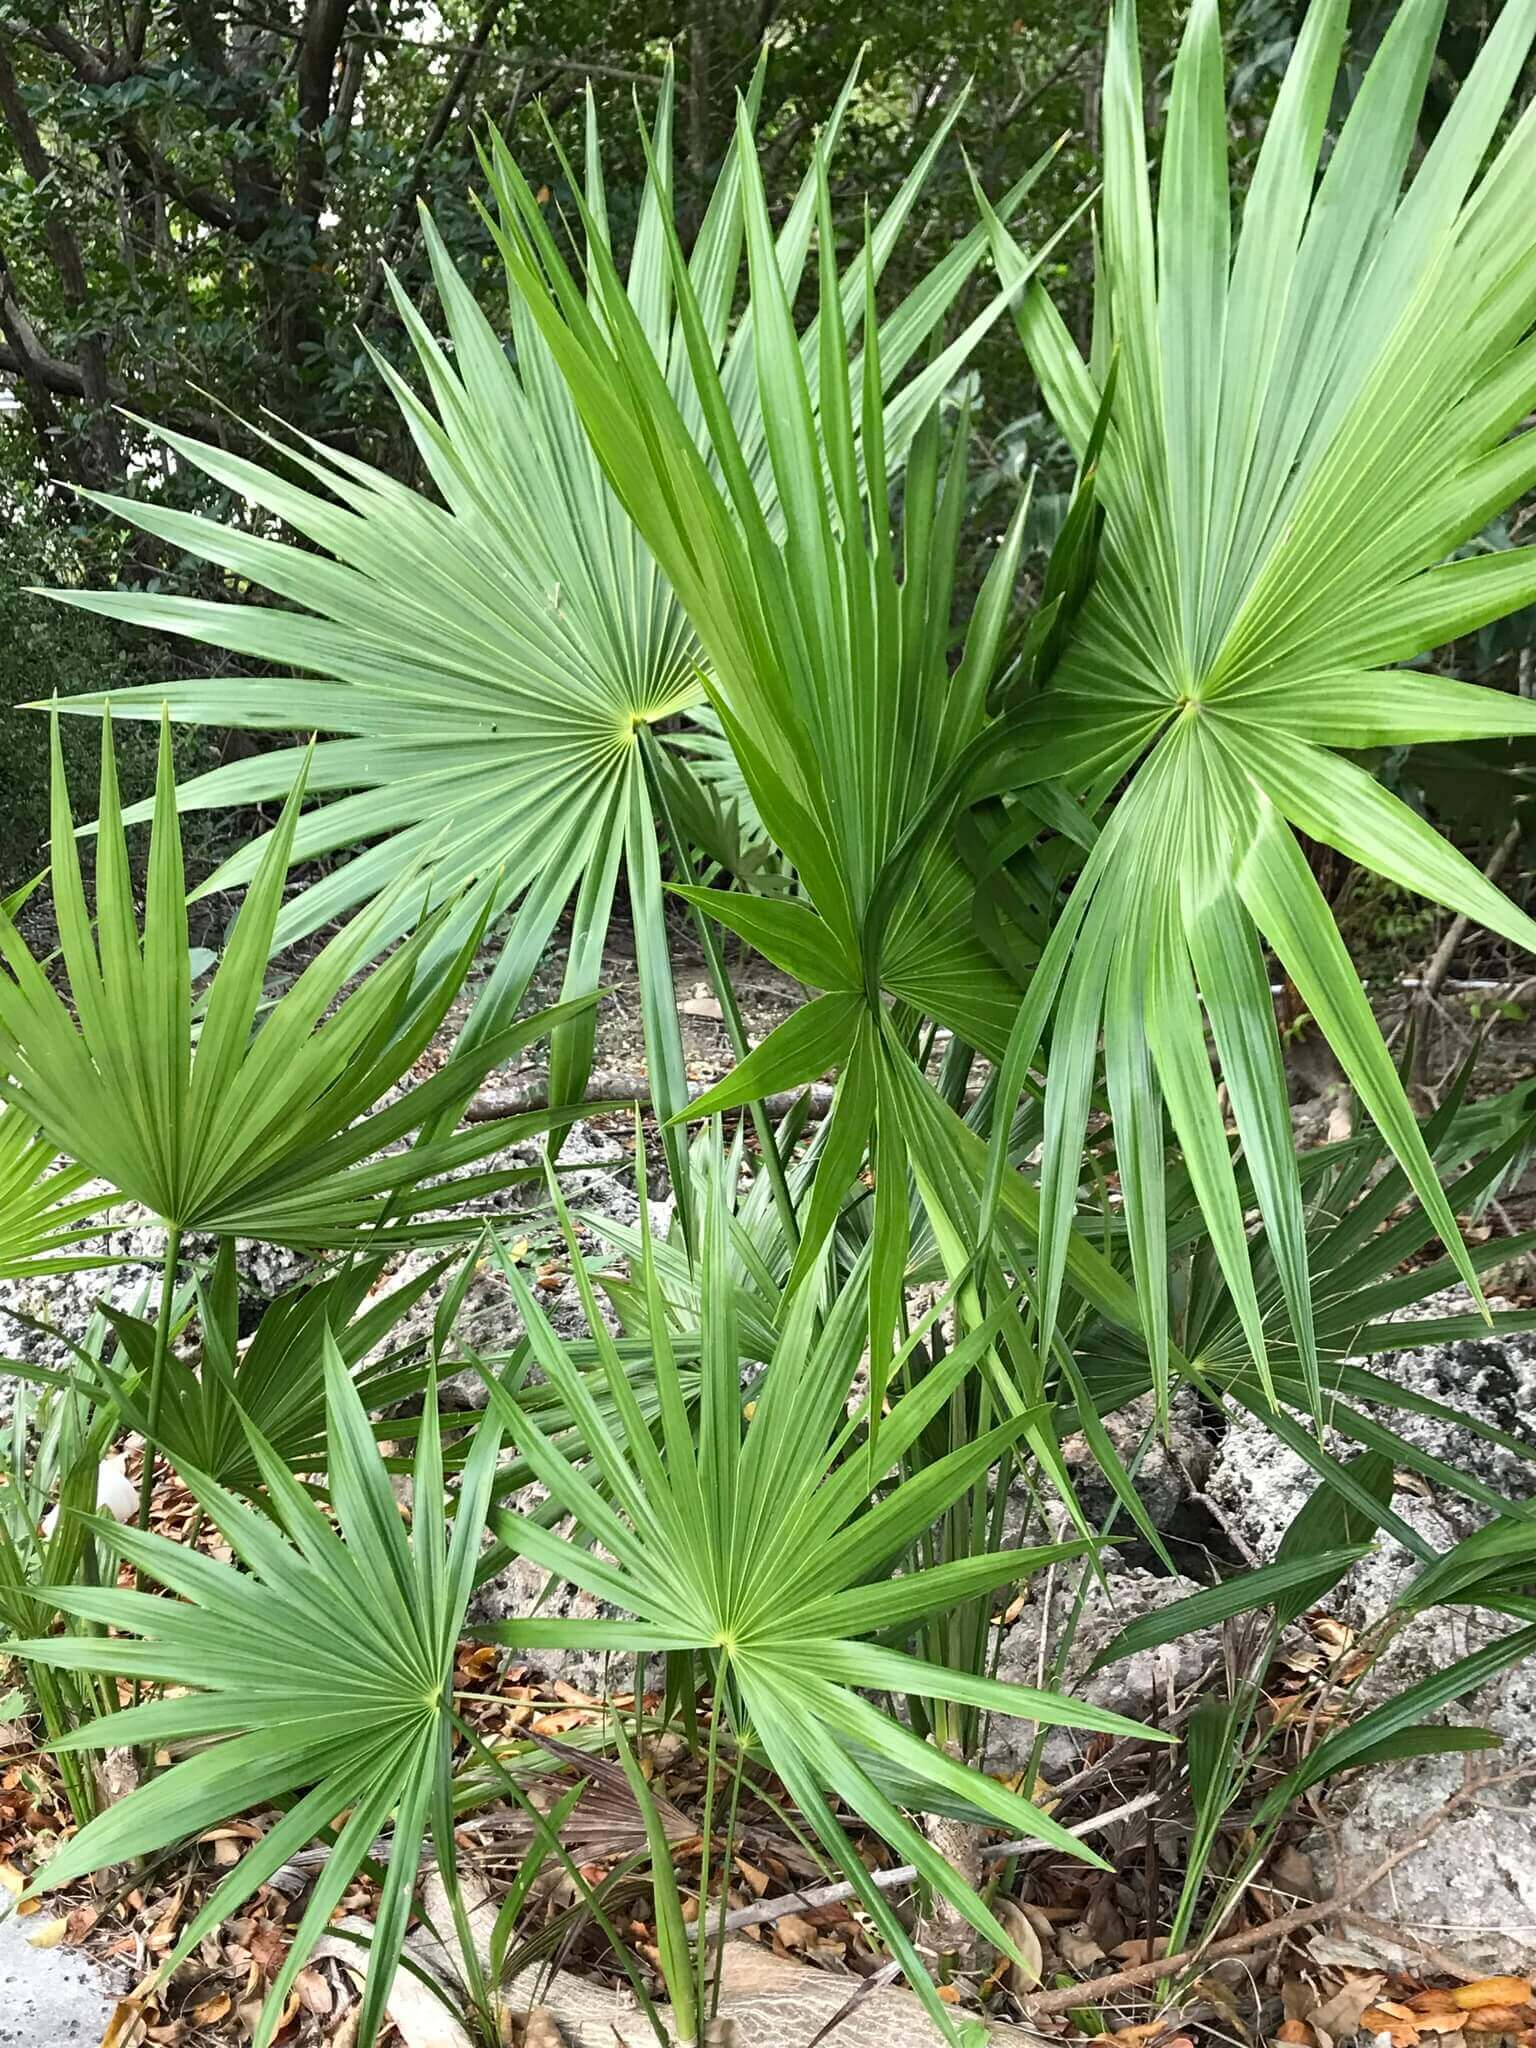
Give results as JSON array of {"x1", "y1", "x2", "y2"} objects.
[
  {"x1": 41, "y1": 63, "x2": 1023, "y2": 1206},
  {"x1": 473, "y1": 1146, "x2": 1169, "y2": 2043},
  {"x1": 980, "y1": 0, "x2": 1536, "y2": 1410},
  {"x1": 89, "y1": 1237, "x2": 453, "y2": 1494},
  {"x1": 477, "y1": 99, "x2": 1084, "y2": 1395},
  {"x1": 9, "y1": 1343, "x2": 501, "y2": 2048},
  {"x1": 0, "y1": 710, "x2": 591, "y2": 1246},
  {"x1": 0, "y1": 1103, "x2": 108, "y2": 1283}
]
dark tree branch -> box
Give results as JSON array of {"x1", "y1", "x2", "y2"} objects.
[
  {"x1": 0, "y1": 332, "x2": 223, "y2": 442},
  {"x1": 107, "y1": 123, "x2": 249, "y2": 237},
  {"x1": 355, "y1": 0, "x2": 515, "y2": 329},
  {"x1": 293, "y1": 0, "x2": 354, "y2": 224},
  {"x1": 0, "y1": 241, "x2": 66, "y2": 452},
  {"x1": 0, "y1": 331, "x2": 91, "y2": 399},
  {"x1": 0, "y1": 37, "x2": 119, "y2": 478}
]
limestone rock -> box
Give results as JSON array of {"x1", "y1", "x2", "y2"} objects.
[
  {"x1": 0, "y1": 1909, "x2": 115, "y2": 2048},
  {"x1": 988, "y1": 1567, "x2": 1224, "y2": 1778},
  {"x1": 1208, "y1": 1291, "x2": 1536, "y2": 1972}
]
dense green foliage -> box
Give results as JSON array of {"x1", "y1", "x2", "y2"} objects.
[{"x1": 3, "y1": 6, "x2": 1536, "y2": 2047}]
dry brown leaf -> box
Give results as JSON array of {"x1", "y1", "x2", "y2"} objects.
[
  {"x1": 23, "y1": 1913, "x2": 69, "y2": 1948},
  {"x1": 1311, "y1": 1973, "x2": 1388, "y2": 2044},
  {"x1": 100, "y1": 2002, "x2": 149, "y2": 2048},
  {"x1": 66, "y1": 1903, "x2": 101, "y2": 1944},
  {"x1": 1459, "y1": 2012, "x2": 1534, "y2": 2038},
  {"x1": 1275, "y1": 2021, "x2": 1314, "y2": 2044},
  {"x1": 146, "y1": 1893, "x2": 183, "y2": 1953},
  {"x1": 993, "y1": 1897, "x2": 1045, "y2": 1991},
  {"x1": 1113, "y1": 1937, "x2": 1171, "y2": 1963},
  {"x1": 294, "y1": 1966, "x2": 333, "y2": 2015},
  {"x1": 774, "y1": 1913, "x2": 817, "y2": 1952},
  {"x1": 1412, "y1": 1993, "x2": 1467, "y2": 2016},
  {"x1": 1058, "y1": 1921, "x2": 1107, "y2": 1973},
  {"x1": 1017, "y1": 1899, "x2": 1056, "y2": 1947},
  {"x1": 189, "y1": 1992, "x2": 231, "y2": 2025},
  {"x1": 1454, "y1": 1983, "x2": 1534, "y2": 2012},
  {"x1": 1359, "y1": 2005, "x2": 1420, "y2": 2046},
  {"x1": 0, "y1": 1860, "x2": 22, "y2": 1898}
]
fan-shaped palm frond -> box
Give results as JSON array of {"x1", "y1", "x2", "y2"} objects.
[
  {"x1": 0, "y1": 712, "x2": 590, "y2": 1248},
  {"x1": 472, "y1": 1148, "x2": 1168, "y2": 2042},
  {"x1": 474, "y1": 100, "x2": 1090, "y2": 1393},
  {"x1": 41, "y1": 64, "x2": 1038, "y2": 1206},
  {"x1": 979, "y1": 0, "x2": 1536, "y2": 1410},
  {"x1": 10, "y1": 1347, "x2": 502, "y2": 2048},
  {"x1": 1075, "y1": 1067, "x2": 1536, "y2": 1538}
]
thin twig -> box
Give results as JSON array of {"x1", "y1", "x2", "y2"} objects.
[
  {"x1": 1406, "y1": 820, "x2": 1524, "y2": 1082},
  {"x1": 1015, "y1": 1764, "x2": 1536, "y2": 2018},
  {"x1": 688, "y1": 1790, "x2": 1161, "y2": 1942},
  {"x1": 1419, "y1": 822, "x2": 1524, "y2": 1008},
  {"x1": 1338, "y1": 1911, "x2": 1484, "y2": 1985}
]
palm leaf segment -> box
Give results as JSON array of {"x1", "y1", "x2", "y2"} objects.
[
  {"x1": 90, "y1": 1236, "x2": 453, "y2": 1495},
  {"x1": 475, "y1": 1157, "x2": 1167, "y2": 2043},
  {"x1": 984, "y1": 0, "x2": 1536, "y2": 1412},
  {"x1": 0, "y1": 713, "x2": 590, "y2": 1245},
  {"x1": 0, "y1": 1103, "x2": 107, "y2": 1283},
  {"x1": 11, "y1": 1348, "x2": 501, "y2": 2048},
  {"x1": 43, "y1": 62, "x2": 1016, "y2": 1159}
]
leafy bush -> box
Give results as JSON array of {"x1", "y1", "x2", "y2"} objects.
[
  {"x1": 0, "y1": 522, "x2": 154, "y2": 893},
  {"x1": 3, "y1": 7, "x2": 1536, "y2": 2047}
]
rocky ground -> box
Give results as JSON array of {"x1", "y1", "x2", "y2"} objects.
[
  {"x1": 0, "y1": 1909, "x2": 114, "y2": 2048},
  {"x1": 984, "y1": 1308, "x2": 1536, "y2": 1978}
]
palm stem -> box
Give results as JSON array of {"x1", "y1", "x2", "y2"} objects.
[
  {"x1": 137, "y1": 1223, "x2": 183, "y2": 1535},
  {"x1": 29, "y1": 1665, "x2": 96, "y2": 1824}
]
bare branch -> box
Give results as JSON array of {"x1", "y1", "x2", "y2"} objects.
[{"x1": 354, "y1": 0, "x2": 515, "y2": 329}]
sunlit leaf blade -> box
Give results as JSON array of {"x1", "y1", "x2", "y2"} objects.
[
  {"x1": 41, "y1": 60, "x2": 1014, "y2": 1125},
  {"x1": 982, "y1": 0, "x2": 1536, "y2": 1392},
  {"x1": 0, "y1": 711, "x2": 591, "y2": 1245},
  {"x1": 472, "y1": 1140, "x2": 1169, "y2": 2043},
  {"x1": 0, "y1": 1104, "x2": 109, "y2": 1282}
]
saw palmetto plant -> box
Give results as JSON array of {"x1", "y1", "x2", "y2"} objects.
[
  {"x1": 87, "y1": 1237, "x2": 456, "y2": 1496},
  {"x1": 40, "y1": 62, "x2": 1045, "y2": 1220},
  {"x1": 9, "y1": 1347, "x2": 503, "y2": 2048},
  {"x1": 0, "y1": 713, "x2": 591, "y2": 1254},
  {"x1": 5, "y1": 8, "x2": 1536, "y2": 2046},
  {"x1": 470, "y1": 1154, "x2": 1167, "y2": 2035},
  {"x1": 0, "y1": 711, "x2": 591, "y2": 1522},
  {"x1": 976, "y1": 0, "x2": 1536, "y2": 1416}
]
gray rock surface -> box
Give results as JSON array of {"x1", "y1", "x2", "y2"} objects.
[
  {"x1": 0, "y1": 1121, "x2": 641, "y2": 1417},
  {"x1": 988, "y1": 1568, "x2": 1225, "y2": 1777},
  {"x1": 0, "y1": 1190, "x2": 310, "y2": 1420},
  {"x1": 0, "y1": 1910, "x2": 115, "y2": 2048},
  {"x1": 470, "y1": 1480, "x2": 634, "y2": 1700},
  {"x1": 1208, "y1": 1293, "x2": 1536, "y2": 1972},
  {"x1": 1059, "y1": 1389, "x2": 1214, "y2": 1539}
]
